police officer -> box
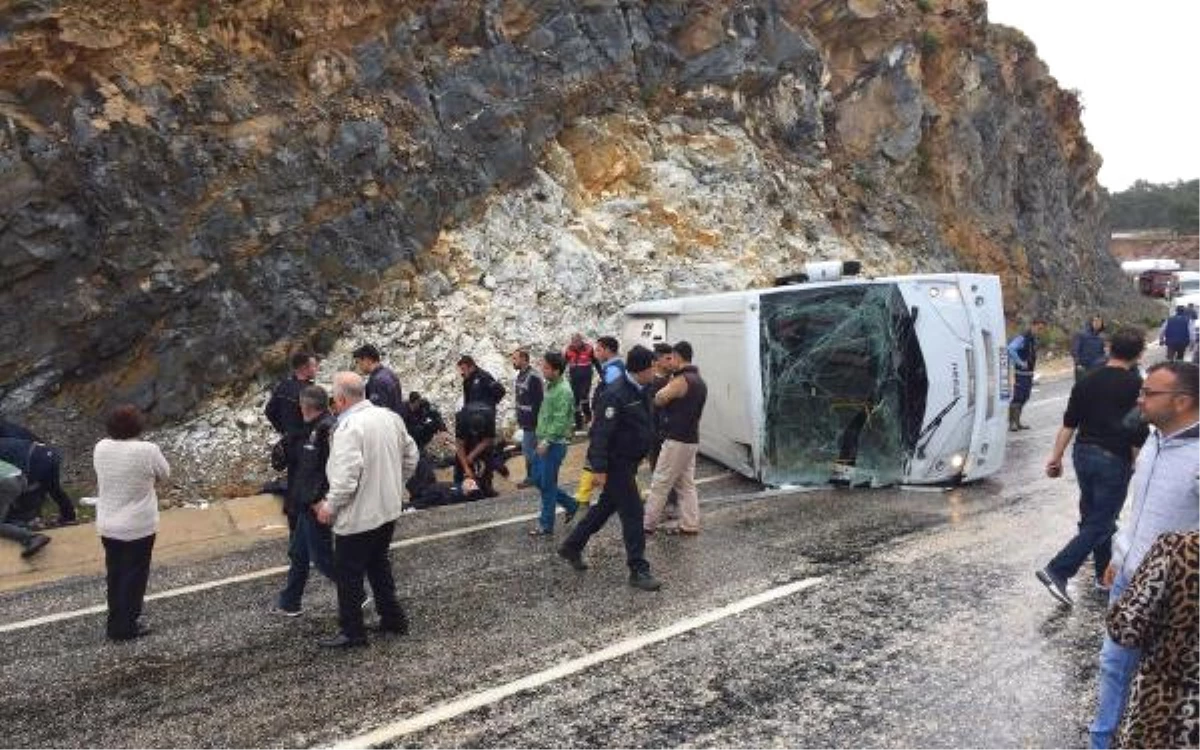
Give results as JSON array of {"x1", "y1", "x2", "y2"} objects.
[{"x1": 557, "y1": 345, "x2": 662, "y2": 591}]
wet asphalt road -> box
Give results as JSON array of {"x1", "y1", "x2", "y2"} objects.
[{"x1": 0, "y1": 375, "x2": 1111, "y2": 748}]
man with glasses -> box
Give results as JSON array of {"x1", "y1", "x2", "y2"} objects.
[
  {"x1": 1037, "y1": 328, "x2": 1148, "y2": 605},
  {"x1": 1087, "y1": 361, "x2": 1199, "y2": 748}
]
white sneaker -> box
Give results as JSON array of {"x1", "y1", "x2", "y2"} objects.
[{"x1": 269, "y1": 604, "x2": 303, "y2": 618}]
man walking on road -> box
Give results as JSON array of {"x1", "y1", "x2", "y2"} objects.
[
  {"x1": 1007, "y1": 319, "x2": 1046, "y2": 431},
  {"x1": 315, "y1": 372, "x2": 420, "y2": 648},
  {"x1": 643, "y1": 341, "x2": 708, "y2": 536},
  {"x1": 1036, "y1": 328, "x2": 1148, "y2": 605},
  {"x1": 558, "y1": 345, "x2": 661, "y2": 591},
  {"x1": 1087, "y1": 361, "x2": 1199, "y2": 748},
  {"x1": 1159, "y1": 305, "x2": 1195, "y2": 362}
]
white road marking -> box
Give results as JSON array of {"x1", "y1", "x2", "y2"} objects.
[
  {"x1": 0, "y1": 512, "x2": 536, "y2": 634},
  {"x1": 0, "y1": 483, "x2": 782, "y2": 635},
  {"x1": 336, "y1": 577, "x2": 825, "y2": 748}
]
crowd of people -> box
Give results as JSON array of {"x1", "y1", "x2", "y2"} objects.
[
  {"x1": 1, "y1": 315, "x2": 1194, "y2": 743},
  {"x1": 256, "y1": 333, "x2": 710, "y2": 644},
  {"x1": 1017, "y1": 313, "x2": 1198, "y2": 748}
]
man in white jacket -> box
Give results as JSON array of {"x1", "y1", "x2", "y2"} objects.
[
  {"x1": 1088, "y1": 361, "x2": 1199, "y2": 748},
  {"x1": 316, "y1": 372, "x2": 419, "y2": 648}
]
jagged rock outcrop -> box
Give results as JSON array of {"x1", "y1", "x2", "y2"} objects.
[{"x1": 0, "y1": 0, "x2": 1156, "y2": 498}]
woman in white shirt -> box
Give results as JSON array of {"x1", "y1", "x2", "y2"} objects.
[{"x1": 93, "y1": 405, "x2": 170, "y2": 642}]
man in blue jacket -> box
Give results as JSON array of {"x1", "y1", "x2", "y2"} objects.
[
  {"x1": 1007, "y1": 319, "x2": 1046, "y2": 431},
  {"x1": 1159, "y1": 305, "x2": 1194, "y2": 362}
]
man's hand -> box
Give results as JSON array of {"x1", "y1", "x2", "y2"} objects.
[
  {"x1": 1045, "y1": 457, "x2": 1063, "y2": 478},
  {"x1": 1102, "y1": 563, "x2": 1116, "y2": 588},
  {"x1": 591, "y1": 472, "x2": 607, "y2": 489},
  {"x1": 315, "y1": 501, "x2": 334, "y2": 525},
  {"x1": 536, "y1": 440, "x2": 548, "y2": 457}
]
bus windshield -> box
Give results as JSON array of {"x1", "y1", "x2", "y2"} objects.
[{"x1": 758, "y1": 284, "x2": 928, "y2": 486}]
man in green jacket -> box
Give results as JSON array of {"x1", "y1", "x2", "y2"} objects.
[{"x1": 529, "y1": 352, "x2": 579, "y2": 536}]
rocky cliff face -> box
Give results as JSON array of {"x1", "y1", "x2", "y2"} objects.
[{"x1": 0, "y1": 0, "x2": 1155, "y2": 498}]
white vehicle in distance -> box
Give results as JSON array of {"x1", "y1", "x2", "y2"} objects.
[
  {"x1": 1174, "y1": 271, "x2": 1200, "y2": 306},
  {"x1": 622, "y1": 262, "x2": 1009, "y2": 487}
]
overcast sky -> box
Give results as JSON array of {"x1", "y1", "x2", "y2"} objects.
[{"x1": 986, "y1": 0, "x2": 1199, "y2": 191}]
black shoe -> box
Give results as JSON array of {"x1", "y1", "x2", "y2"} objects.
[
  {"x1": 21, "y1": 534, "x2": 51, "y2": 558},
  {"x1": 318, "y1": 633, "x2": 367, "y2": 649},
  {"x1": 629, "y1": 571, "x2": 662, "y2": 592},
  {"x1": 109, "y1": 623, "x2": 152, "y2": 642},
  {"x1": 1036, "y1": 568, "x2": 1073, "y2": 606},
  {"x1": 516, "y1": 479, "x2": 534, "y2": 489},
  {"x1": 557, "y1": 545, "x2": 588, "y2": 571},
  {"x1": 496, "y1": 464, "x2": 511, "y2": 479}
]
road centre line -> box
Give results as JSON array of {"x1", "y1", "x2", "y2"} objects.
[
  {"x1": 0, "y1": 479, "x2": 773, "y2": 634},
  {"x1": 337, "y1": 576, "x2": 825, "y2": 748}
]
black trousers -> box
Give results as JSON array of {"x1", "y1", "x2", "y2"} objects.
[
  {"x1": 102, "y1": 534, "x2": 155, "y2": 639},
  {"x1": 562, "y1": 461, "x2": 649, "y2": 575},
  {"x1": 568, "y1": 367, "x2": 594, "y2": 429},
  {"x1": 334, "y1": 521, "x2": 405, "y2": 640}
]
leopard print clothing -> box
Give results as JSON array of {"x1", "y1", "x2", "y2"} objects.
[{"x1": 1108, "y1": 530, "x2": 1199, "y2": 749}]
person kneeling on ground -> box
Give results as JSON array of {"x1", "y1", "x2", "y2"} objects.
[
  {"x1": 0, "y1": 434, "x2": 79, "y2": 527},
  {"x1": 0, "y1": 459, "x2": 51, "y2": 558},
  {"x1": 271, "y1": 385, "x2": 338, "y2": 617},
  {"x1": 454, "y1": 401, "x2": 500, "y2": 498}
]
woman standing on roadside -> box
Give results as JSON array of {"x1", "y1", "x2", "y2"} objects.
[{"x1": 93, "y1": 404, "x2": 170, "y2": 642}]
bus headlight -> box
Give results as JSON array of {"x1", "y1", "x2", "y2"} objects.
[{"x1": 950, "y1": 453, "x2": 965, "y2": 469}]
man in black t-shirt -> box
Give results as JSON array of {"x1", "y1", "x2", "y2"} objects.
[
  {"x1": 454, "y1": 402, "x2": 498, "y2": 498},
  {"x1": 1036, "y1": 328, "x2": 1150, "y2": 606}
]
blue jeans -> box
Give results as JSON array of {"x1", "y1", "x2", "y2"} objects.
[
  {"x1": 521, "y1": 429, "x2": 538, "y2": 483},
  {"x1": 278, "y1": 510, "x2": 335, "y2": 610},
  {"x1": 1047, "y1": 443, "x2": 1131, "y2": 582},
  {"x1": 1089, "y1": 570, "x2": 1139, "y2": 748},
  {"x1": 534, "y1": 441, "x2": 577, "y2": 532}
]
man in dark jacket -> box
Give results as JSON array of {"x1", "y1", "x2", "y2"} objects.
[
  {"x1": 0, "y1": 437, "x2": 76, "y2": 526},
  {"x1": 558, "y1": 345, "x2": 661, "y2": 591},
  {"x1": 643, "y1": 341, "x2": 708, "y2": 535},
  {"x1": 458, "y1": 355, "x2": 506, "y2": 408},
  {"x1": 1070, "y1": 315, "x2": 1108, "y2": 381},
  {"x1": 271, "y1": 385, "x2": 338, "y2": 617},
  {"x1": 1160, "y1": 306, "x2": 1194, "y2": 362},
  {"x1": 265, "y1": 351, "x2": 318, "y2": 438},
  {"x1": 1, "y1": 460, "x2": 51, "y2": 558},
  {"x1": 402, "y1": 392, "x2": 448, "y2": 451},
  {"x1": 511, "y1": 349, "x2": 543, "y2": 489},
  {"x1": 352, "y1": 344, "x2": 404, "y2": 414}
]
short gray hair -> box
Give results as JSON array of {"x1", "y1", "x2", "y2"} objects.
[{"x1": 332, "y1": 371, "x2": 365, "y2": 403}]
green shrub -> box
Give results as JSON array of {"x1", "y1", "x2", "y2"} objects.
[{"x1": 919, "y1": 30, "x2": 941, "y2": 55}]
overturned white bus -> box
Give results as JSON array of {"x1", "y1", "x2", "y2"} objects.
[{"x1": 622, "y1": 266, "x2": 1009, "y2": 487}]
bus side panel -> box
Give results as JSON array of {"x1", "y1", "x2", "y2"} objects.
[{"x1": 672, "y1": 313, "x2": 757, "y2": 478}]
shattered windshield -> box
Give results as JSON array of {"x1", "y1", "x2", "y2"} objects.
[{"x1": 759, "y1": 284, "x2": 927, "y2": 486}]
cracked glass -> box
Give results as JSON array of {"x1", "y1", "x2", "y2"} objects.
[{"x1": 759, "y1": 284, "x2": 928, "y2": 486}]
